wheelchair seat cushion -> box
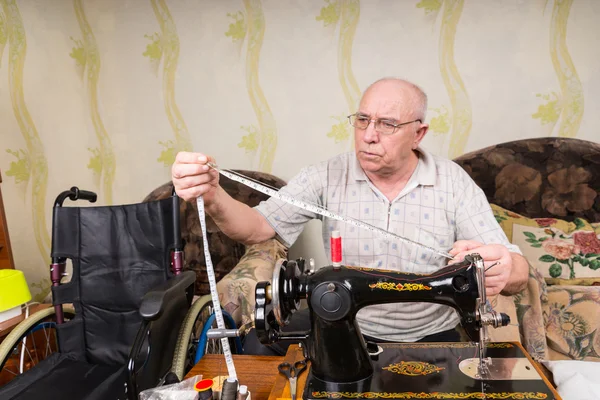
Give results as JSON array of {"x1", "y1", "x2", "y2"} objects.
[{"x1": 0, "y1": 352, "x2": 127, "y2": 400}]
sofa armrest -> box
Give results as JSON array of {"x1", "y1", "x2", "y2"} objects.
[{"x1": 217, "y1": 239, "x2": 288, "y2": 326}]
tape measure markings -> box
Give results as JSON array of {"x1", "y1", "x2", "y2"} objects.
[{"x1": 196, "y1": 196, "x2": 237, "y2": 379}]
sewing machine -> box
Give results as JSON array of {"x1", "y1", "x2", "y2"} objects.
[{"x1": 254, "y1": 254, "x2": 559, "y2": 399}]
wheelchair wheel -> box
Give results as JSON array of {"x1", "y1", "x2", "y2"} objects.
[
  {"x1": 0, "y1": 305, "x2": 75, "y2": 386},
  {"x1": 171, "y1": 295, "x2": 241, "y2": 380}
]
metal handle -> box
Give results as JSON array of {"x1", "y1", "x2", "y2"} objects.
[{"x1": 206, "y1": 328, "x2": 241, "y2": 339}]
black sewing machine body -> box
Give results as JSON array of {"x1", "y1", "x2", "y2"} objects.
[
  {"x1": 256, "y1": 256, "x2": 491, "y2": 382},
  {"x1": 254, "y1": 255, "x2": 560, "y2": 399}
]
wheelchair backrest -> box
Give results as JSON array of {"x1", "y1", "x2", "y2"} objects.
[{"x1": 51, "y1": 197, "x2": 179, "y2": 366}]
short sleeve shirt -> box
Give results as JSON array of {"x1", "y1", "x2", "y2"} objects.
[{"x1": 255, "y1": 148, "x2": 521, "y2": 342}]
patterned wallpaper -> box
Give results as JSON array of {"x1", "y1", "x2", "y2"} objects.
[{"x1": 0, "y1": 0, "x2": 598, "y2": 301}]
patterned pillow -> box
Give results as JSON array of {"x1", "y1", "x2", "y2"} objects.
[
  {"x1": 492, "y1": 204, "x2": 600, "y2": 286},
  {"x1": 545, "y1": 285, "x2": 600, "y2": 361}
]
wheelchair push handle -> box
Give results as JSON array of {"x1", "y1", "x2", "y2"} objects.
[
  {"x1": 54, "y1": 186, "x2": 98, "y2": 207},
  {"x1": 72, "y1": 187, "x2": 97, "y2": 202}
]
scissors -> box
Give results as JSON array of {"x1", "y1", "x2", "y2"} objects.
[{"x1": 278, "y1": 359, "x2": 307, "y2": 400}]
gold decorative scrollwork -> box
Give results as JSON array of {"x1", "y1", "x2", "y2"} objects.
[
  {"x1": 393, "y1": 343, "x2": 472, "y2": 349},
  {"x1": 311, "y1": 391, "x2": 547, "y2": 399},
  {"x1": 389, "y1": 342, "x2": 513, "y2": 349},
  {"x1": 369, "y1": 282, "x2": 432, "y2": 292},
  {"x1": 383, "y1": 361, "x2": 444, "y2": 376},
  {"x1": 488, "y1": 343, "x2": 514, "y2": 349}
]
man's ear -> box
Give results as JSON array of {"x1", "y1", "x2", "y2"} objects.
[{"x1": 413, "y1": 123, "x2": 429, "y2": 149}]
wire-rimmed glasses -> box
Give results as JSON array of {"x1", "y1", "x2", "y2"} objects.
[{"x1": 347, "y1": 113, "x2": 421, "y2": 135}]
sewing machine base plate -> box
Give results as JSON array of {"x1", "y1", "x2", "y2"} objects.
[{"x1": 303, "y1": 342, "x2": 559, "y2": 399}]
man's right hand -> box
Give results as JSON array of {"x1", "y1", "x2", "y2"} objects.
[{"x1": 171, "y1": 152, "x2": 220, "y2": 202}]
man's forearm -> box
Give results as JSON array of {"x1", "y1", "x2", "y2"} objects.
[
  {"x1": 204, "y1": 186, "x2": 276, "y2": 245},
  {"x1": 501, "y1": 253, "x2": 529, "y2": 295}
]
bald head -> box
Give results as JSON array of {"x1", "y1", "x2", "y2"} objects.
[{"x1": 361, "y1": 78, "x2": 428, "y2": 122}]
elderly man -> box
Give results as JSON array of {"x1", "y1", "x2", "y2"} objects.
[{"x1": 171, "y1": 78, "x2": 528, "y2": 350}]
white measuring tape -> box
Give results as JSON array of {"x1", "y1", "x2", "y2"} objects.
[
  {"x1": 208, "y1": 164, "x2": 453, "y2": 260},
  {"x1": 196, "y1": 196, "x2": 237, "y2": 380}
]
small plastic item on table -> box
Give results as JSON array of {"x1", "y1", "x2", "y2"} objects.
[{"x1": 138, "y1": 374, "x2": 202, "y2": 400}]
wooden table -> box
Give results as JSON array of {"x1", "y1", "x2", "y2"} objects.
[
  {"x1": 185, "y1": 354, "x2": 284, "y2": 400},
  {"x1": 268, "y1": 345, "x2": 308, "y2": 400}
]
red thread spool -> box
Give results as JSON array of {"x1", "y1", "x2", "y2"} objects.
[
  {"x1": 331, "y1": 230, "x2": 342, "y2": 266},
  {"x1": 194, "y1": 378, "x2": 214, "y2": 400}
]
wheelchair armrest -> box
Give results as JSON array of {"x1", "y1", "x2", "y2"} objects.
[{"x1": 139, "y1": 271, "x2": 196, "y2": 321}]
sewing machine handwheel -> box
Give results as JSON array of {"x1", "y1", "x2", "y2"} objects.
[
  {"x1": 254, "y1": 281, "x2": 277, "y2": 344},
  {"x1": 279, "y1": 259, "x2": 302, "y2": 322}
]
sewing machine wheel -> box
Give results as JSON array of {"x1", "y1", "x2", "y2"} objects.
[
  {"x1": 271, "y1": 258, "x2": 302, "y2": 327},
  {"x1": 270, "y1": 259, "x2": 284, "y2": 326},
  {"x1": 254, "y1": 281, "x2": 277, "y2": 344}
]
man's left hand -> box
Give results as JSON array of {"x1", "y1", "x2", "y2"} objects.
[{"x1": 449, "y1": 240, "x2": 512, "y2": 296}]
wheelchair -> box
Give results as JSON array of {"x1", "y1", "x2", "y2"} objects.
[{"x1": 0, "y1": 187, "x2": 242, "y2": 399}]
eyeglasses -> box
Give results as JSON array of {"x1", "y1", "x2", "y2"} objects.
[{"x1": 347, "y1": 113, "x2": 422, "y2": 135}]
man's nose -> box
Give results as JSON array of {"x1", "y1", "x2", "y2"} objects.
[{"x1": 362, "y1": 120, "x2": 379, "y2": 142}]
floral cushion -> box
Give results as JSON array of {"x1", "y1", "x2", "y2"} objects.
[
  {"x1": 492, "y1": 204, "x2": 600, "y2": 286},
  {"x1": 545, "y1": 285, "x2": 600, "y2": 361}
]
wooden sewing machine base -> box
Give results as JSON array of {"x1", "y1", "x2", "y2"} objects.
[{"x1": 274, "y1": 342, "x2": 561, "y2": 400}]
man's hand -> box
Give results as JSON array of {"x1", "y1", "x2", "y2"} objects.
[
  {"x1": 171, "y1": 152, "x2": 220, "y2": 202},
  {"x1": 449, "y1": 240, "x2": 513, "y2": 296}
]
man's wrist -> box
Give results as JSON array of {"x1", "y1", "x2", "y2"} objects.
[
  {"x1": 204, "y1": 186, "x2": 225, "y2": 216},
  {"x1": 500, "y1": 252, "x2": 528, "y2": 295}
]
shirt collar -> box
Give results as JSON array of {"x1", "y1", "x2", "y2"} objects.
[{"x1": 351, "y1": 146, "x2": 437, "y2": 186}]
